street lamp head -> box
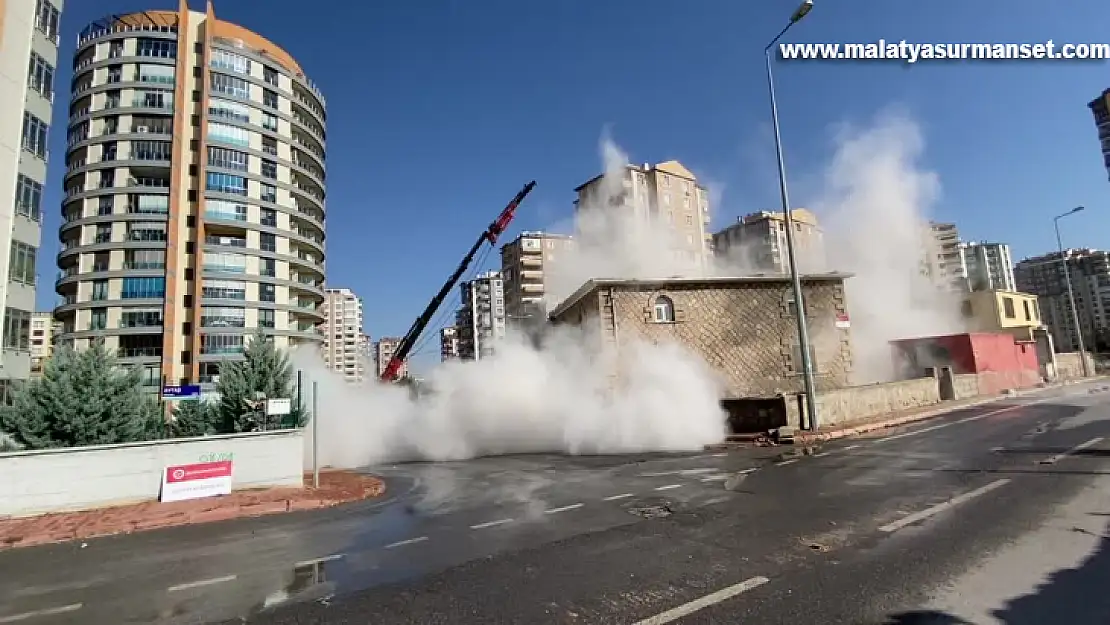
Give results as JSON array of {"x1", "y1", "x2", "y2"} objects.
[
  {"x1": 1072, "y1": 205, "x2": 1086, "y2": 214},
  {"x1": 791, "y1": 0, "x2": 814, "y2": 23}
]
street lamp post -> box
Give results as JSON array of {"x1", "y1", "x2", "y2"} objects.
[
  {"x1": 1053, "y1": 206, "x2": 1091, "y2": 376},
  {"x1": 765, "y1": 0, "x2": 820, "y2": 430}
]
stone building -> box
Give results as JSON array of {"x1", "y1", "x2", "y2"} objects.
[{"x1": 547, "y1": 274, "x2": 854, "y2": 398}]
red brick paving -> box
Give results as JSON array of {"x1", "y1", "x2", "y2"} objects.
[{"x1": 0, "y1": 470, "x2": 385, "y2": 551}]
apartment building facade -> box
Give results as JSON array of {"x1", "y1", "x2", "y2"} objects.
[
  {"x1": 1015, "y1": 248, "x2": 1110, "y2": 352},
  {"x1": 499, "y1": 231, "x2": 575, "y2": 328},
  {"x1": 439, "y1": 325, "x2": 459, "y2": 361},
  {"x1": 373, "y1": 336, "x2": 404, "y2": 378},
  {"x1": 573, "y1": 160, "x2": 711, "y2": 267},
  {"x1": 29, "y1": 311, "x2": 57, "y2": 376},
  {"x1": 960, "y1": 241, "x2": 1015, "y2": 292},
  {"x1": 711, "y1": 209, "x2": 824, "y2": 273},
  {"x1": 56, "y1": 4, "x2": 326, "y2": 390},
  {"x1": 0, "y1": 0, "x2": 64, "y2": 399},
  {"x1": 922, "y1": 222, "x2": 964, "y2": 290},
  {"x1": 455, "y1": 270, "x2": 505, "y2": 360},
  {"x1": 1089, "y1": 89, "x2": 1110, "y2": 181},
  {"x1": 320, "y1": 288, "x2": 363, "y2": 382}
]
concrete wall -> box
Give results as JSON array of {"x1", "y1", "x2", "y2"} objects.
[
  {"x1": 0, "y1": 429, "x2": 304, "y2": 518},
  {"x1": 787, "y1": 377, "x2": 941, "y2": 429},
  {"x1": 1056, "y1": 351, "x2": 1094, "y2": 380},
  {"x1": 953, "y1": 373, "x2": 981, "y2": 400}
]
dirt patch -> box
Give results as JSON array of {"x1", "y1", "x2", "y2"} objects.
[{"x1": 0, "y1": 470, "x2": 385, "y2": 551}]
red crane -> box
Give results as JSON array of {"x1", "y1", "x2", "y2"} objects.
[{"x1": 380, "y1": 181, "x2": 537, "y2": 382}]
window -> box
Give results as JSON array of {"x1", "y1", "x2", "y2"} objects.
[
  {"x1": 208, "y1": 98, "x2": 250, "y2": 123},
  {"x1": 262, "y1": 112, "x2": 278, "y2": 132},
  {"x1": 260, "y1": 283, "x2": 276, "y2": 302},
  {"x1": 261, "y1": 159, "x2": 277, "y2": 179},
  {"x1": 132, "y1": 140, "x2": 171, "y2": 161},
  {"x1": 205, "y1": 200, "x2": 248, "y2": 221},
  {"x1": 8, "y1": 242, "x2": 36, "y2": 284},
  {"x1": 128, "y1": 194, "x2": 169, "y2": 214},
  {"x1": 21, "y1": 112, "x2": 48, "y2": 158},
  {"x1": 210, "y1": 49, "x2": 250, "y2": 74},
  {"x1": 201, "y1": 334, "x2": 244, "y2": 355},
  {"x1": 98, "y1": 196, "x2": 113, "y2": 215},
  {"x1": 27, "y1": 52, "x2": 54, "y2": 100},
  {"x1": 34, "y1": 0, "x2": 60, "y2": 41},
  {"x1": 261, "y1": 183, "x2": 277, "y2": 203},
  {"x1": 263, "y1": 89, "x2": 278, "y2": 109},
  {"x1": 1002, "y1": 296, "x2": 1016, "y2": 319},
  {"x1": 121, "y1": 309, "x2": 163, "y2": 328},
  {"x1": 264, "y1": 66, "x2": 279, "y2": 86},
  {"x1": 652, "y1": 295, "x2": 674, "y2": 323},
  {"x1": 208, "y1": 146, "x2": 249, "y2": 171},
  {"x1": 262, "y1": 135, "x2": 278, "y2": 155},
  {"x1": 789, "y1": 345, "x2": 818, "y2": 374},
  {"x1": 106, "y1": 65, "x2": 122, "y2": 83},
  {"x1": 206, "y1": 172, "x2": 247, "y2": 195},
  {"x1": 121, "y1": 277, "x2": 165, "y2": 299},
  {"x1": 260, "y1": 258, "x2": 276, "y2": 277},
  {"x1": 94, "y1": 225, "x2": 111, "y2": 244},
  {"x1": 1022, "y1": 299, "x2": 1031, "y2": 321},
  {"x1": 89, "y1": 308, "x2": 107, "y2": 331},
  {"x1": 258, "y1": 308, "x2": 275, "y2": 329},
  {"x1": 210, "y1": 72, "x2": 249, "y2": 98},
  {"x1": 199, "y1": 362, "x2": 221, "y2": 384},
  {"x1": 127, "y1": 222, "x2": 166, "y2": 242},
  {"x1": 260, "y1": 232, "x2": 276, "y2": 252},
  {"x1": 201, "y1": 306, "x2": 245, "y2": 328},
  {"x1": 137, "y1": 64, "x2": 175, "y2": 84},
  {"x1": 14, "y1": 175, "x2": 42, "y2": 221},
  {"x1": 203, "y1": 279, "x2": 246, "y2": 300},
  {"x1": 260, "y1": 208, "x2": 277, "y2": 227},
  {"x1": 135, "y1": 38, "x2": 176, "y2": 58},
  {"x1": 125, "y1": 249, "x2": 165, "y2": 270},
  {"x1": 207, "y1": 122, "x2": 250, "y2": 147},
  {"x1": 91, "y1": 280, "x2": 109, "y2": 301},
  {"x1": 203, "y1": 252, "x2": 247, "y2": 274},
  {"x1": 3, "y1": 308, "x2": 31, "y2": 350},
  {"x1": 134, "y1": 88, "x2": 172, "y2": 109}
]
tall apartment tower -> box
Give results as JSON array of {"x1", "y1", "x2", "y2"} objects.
[
  {"x1": 320, "y1": 288, "x2": 363, "y2": 382},
  {"x1": 1088, "y1": 89, "x2": 1110, "y2": 181},
  {"x1": 960, "y1": 242, "x2": 1015, "y2": 292},
  {"x1": 439, "y1": 325, "x2": 459, "y2": 361},
  {"x1": 922, "y1": 222, "x2": 965, "y2": 290},
  {"x1": 57, "y1": 4, "x2": 327, "y2": 390},
  {"x1": 1015, "y1": 248, "x2": 1110, "y2": 352},
  {"x1": 373, "y1": 336, "x2": 404, "y2": 379},
  {"x1": 455, "y1": 270, "x2": 505, "y2": 361},
  {"x1": 499, "y1": 231, "x2": 575, "y2": 326},
  {"x1": 710, "y1": 209, "x2": 824, "y2": 273},
  {"x1": 29, "y1": 311, "x2": 58, "y2": 377},
  {"x1": 573, "y1": 160, "x2": 712, "y2": 267},
  {"x1": 0, "y1": 0, "x2": 64, "y2": 399}
]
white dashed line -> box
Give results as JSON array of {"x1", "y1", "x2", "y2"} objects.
[
  {"x1": 654, "y1": 484, "x2": 683, "y2": 491},
  {"x1": 603, "y1": 493, "x2": 635, "y2": 501},
  {"x1": 813, "y1": 452, "x2": 830, "y2": 457},
  {"x1": 777, "y1": 459, "x2": 799, "y2": 466},
  {"x1": 384, "y1": 536, "x2": 428, "y2": 549},
  {"x1": 0, "y1": 604, "x2": 83, "y2": 623},
  {"x1": 878, "y1": 479, "x2": 1011, "y2": 533},
  {"x1": 470, "y1": 518, "x2": 514, "y2": 530},
  {"x1": 700, "y1": 474, "x2": 730, "y2": 482},
  {"x1": 167, "y1": 574, "x2": 238, "y2": 593},
  {"x1": 545, "y1": 503, "x2": 584, "y2": 515},
  {"x1": 631, "y1": 576, "x2": 771, "y2": 624},
  {"x1": 1039, "y1": 437, "x2": 1103, "y2": 465},
  {"x1": 294, "y1": 553, "x2": 344, "y2": 567},
  {"x1": 710, "y1": 453, "x2": 728, "y2": 458},
  {"x1": 843, "y1": 444, "x2": 861, "y2": 450}
]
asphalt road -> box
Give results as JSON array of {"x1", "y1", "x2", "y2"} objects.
[{"x1": 3, "y1": 380, "x2": 1110, "y2": 624}]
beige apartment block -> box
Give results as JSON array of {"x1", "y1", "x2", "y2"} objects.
[
  {"x1": 0, "y1": 0, "x2": 64, "y2": 399},
  {"x1": 573, "y1": 160, "x2": 712, "y2": 267},
  {"x1": 439, "y1": 325, "x2": 459, "y2": 361},
  {"x1": 29, "y1": 311, "x2": 58, "y2": 376},
  {"x1": 548, "y1": 275, "x2": 853, "y2": 398},
  {"x1": 374, "y1": 336, "x2": 404, "y2": 379},
  {"x1": 55, "y1": 1, "x2": 326, "y2": 391},
  {"x1": 711, "y1": 209, "x2": 824, "y2": 273},
  {"x1": 320, "y1": 288, "x2": 364, "y2": 382},
  {"x1": 499, "y1": 231, "x2": 575, "y2": 326}
]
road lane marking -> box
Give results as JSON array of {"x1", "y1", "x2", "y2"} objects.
[
  {"x1": 873, "y1": 399, "x2": 1054, "y2": 444},
  {"x1": 879, "y1": 479, "x2": 1011, "y2": 533},
  {"x1": 777, "y1": 459, "x2": 799, "y2": 466},
  {"x1": 167, "y1": 574, "x2": 238, "y2": 593},
  {"x1": 294, "y1": 553, "x2": 344, "y2": 567},
  {"x1": 384, "y1": 536, "x2": 428, "y2": 549},
  {"x1": 813, "y1": 452, "x2": 830, "y2": 457},
  {"x1": 654, "y1": 484, "x2": 683, "y2": 491},
  {"x1": 603, "y1": 493, "x2": 635, "y2": 501},
  {"x1": 700, "y1": 474, "x2": 730, "y2": 482},
  {"x1": 0, "y1": 604, "x2": 83, "y2": 623},
  {"x1": 545, "y1": 503, "x2": 584, "y2": 515},
  {"x1": 631, "y1": 576, "x2": 770, "y2": 625},
  {"x1": 641, "y1": 468, "x2": 716, "y2": 477},
  {"x1": 710, "y1": 453, "x2": 728, "y2": 458},
  {"x1": 1039, "y1": 437, "x2": 1103, "y2": 465},
  {"x1": 843, "y1": 444, "x2": 861, "y2": 450},
  {"x1": 470, "y1": 518, "x2": 514, "y2": 530}
]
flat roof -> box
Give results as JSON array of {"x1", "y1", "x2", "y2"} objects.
[{"x1": 548, "y1": 273, "x2": 853, "y2": 320}]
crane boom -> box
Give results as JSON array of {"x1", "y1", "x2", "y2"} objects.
[{"x1": 380, "y1": 181, "x2": 537, "y2": 382}]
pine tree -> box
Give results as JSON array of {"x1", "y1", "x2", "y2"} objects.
[
  {"x1": 170, "y1": 399, "x2": 220, "y2": 437},
  {"x1": 215, "y1": 330, "x2": 307, "y2": 432},
  {"x1": 0, "y1": 341, "x2": 163, "y2": 449}
]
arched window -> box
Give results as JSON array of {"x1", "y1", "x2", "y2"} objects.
[{"x1": 653, "y1": 295, "x2": 675, "y2": 323}]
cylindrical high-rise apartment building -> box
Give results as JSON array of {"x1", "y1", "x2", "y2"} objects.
[{"x1": 57, "y1": 1, "x2": 326, "y2": 390}]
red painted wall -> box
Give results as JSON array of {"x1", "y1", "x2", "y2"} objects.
[{"x1": 966, "y1": 333, "x2": 1041, "y2": 394}]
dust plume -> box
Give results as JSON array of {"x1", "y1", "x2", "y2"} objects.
[{"x1": 809, "y1": 110, "x2": 966, "y2": 383}]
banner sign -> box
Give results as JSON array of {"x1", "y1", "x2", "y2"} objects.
[{"x1": 161, "y1": 460, "x2": 233, "y2": 503}]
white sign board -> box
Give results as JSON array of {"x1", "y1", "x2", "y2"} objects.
[
  {"x1": 266, "y1": 398, "x2": 292, "y2": 416},
  {"x1": 835, "y1": 313, "x2": 851, "y2": 329},
  {"x1": 160, "y1": 461, "x2": 233, "y2": 503}
]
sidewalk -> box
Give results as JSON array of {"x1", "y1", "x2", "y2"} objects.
[{"x1": 0, "y1": 470, "x2": 385, "y2": 551}]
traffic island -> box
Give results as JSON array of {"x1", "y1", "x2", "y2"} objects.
[{"x1": 0, "y1": 470, "x2": 385, "y2": 551}]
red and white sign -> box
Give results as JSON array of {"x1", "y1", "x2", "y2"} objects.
[
  {"x1": 160, "y1": 460, "x2": 233, "y2": 503},
  {"x1": 835, "y1": 313, "x2": 851, "y2": 329}
]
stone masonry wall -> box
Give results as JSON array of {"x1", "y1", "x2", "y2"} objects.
[
  {"x1": 605, "y1": 280, "x2": 853, "y2": 397},
  {"x1": 1055, "y1": 352, "x2": 1094, "y2": 380},
  {"x1": 783, "y1": 377, "x2": 941, "y2": 429}
]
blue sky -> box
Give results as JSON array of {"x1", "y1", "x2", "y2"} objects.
[{"x1": 44, "y1": 0, "x2": 1110, "y2": 365}]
